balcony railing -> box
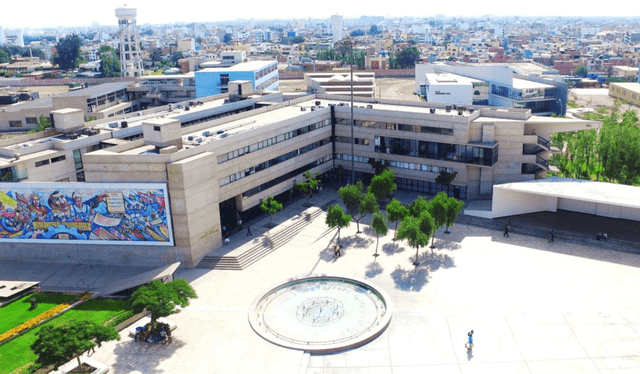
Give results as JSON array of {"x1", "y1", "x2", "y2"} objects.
[{"x1": 537, "y1": 135, "x2": 551, "y2": 150}]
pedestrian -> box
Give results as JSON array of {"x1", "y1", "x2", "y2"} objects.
[
  {"x1": 550, "y1": 230, "x2": 555, "y2": 243},
  {"x1": 467, "y1": 330, "x2": 474, "y2": 349},
  {"x1": 334, "y1": 245, "x2": 341, "y2": 258},
  {"x1": 237, "y1": 219, "x2": 242, "y2": 229},
  {"x1": 504, "y1": 224, "x2": 510, "y2": 237},
  {"x1": 603, "y1": 233, "x2": 608, "y2": 241},
  {"x1": 246, "y1": 224, "x2": 252, "y2": 236},
  {"x1": 222, "y1": 225, "x2": 227, "y2": 237},
  {"x1": 596, "y1": 232, "x2": 602, "y2": 241}
]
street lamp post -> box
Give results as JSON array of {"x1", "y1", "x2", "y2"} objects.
[{"x1": 349, "y1": 42, "x2": 355, "y2": 185}]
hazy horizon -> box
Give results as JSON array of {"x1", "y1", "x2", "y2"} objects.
[{"x1": 2, "y1": 0, "x2": 640, "y2": 30}]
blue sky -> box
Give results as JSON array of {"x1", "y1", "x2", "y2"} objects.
[{"x1": 2, "y1": 0, "x2": 638, "y2": 29}]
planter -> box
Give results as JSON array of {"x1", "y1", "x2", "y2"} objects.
[{"x1": 50, "y1": 356, "x2": 107, "y2": 374}]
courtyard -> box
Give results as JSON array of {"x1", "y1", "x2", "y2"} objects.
[{"x1": 4, "y1": 188, "x2": 640, "y2": 374}]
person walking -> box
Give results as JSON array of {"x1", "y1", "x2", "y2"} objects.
[
  {"x1": 246, "y1": 224, "x2": 252, "y2": 236},
  {"x1": 550, "y1": 229, "x2": 555, "y2": 243},
  {"x1": 467, "y1": 330, "x2": 474, "y2": 349},
  {"x1": 504, "y1": 224, "x2": 510, "y2": 237}
]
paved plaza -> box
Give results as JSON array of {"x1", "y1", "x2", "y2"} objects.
[{"x1": 5, "y1": 189, "x2": 640, "y2": 374}]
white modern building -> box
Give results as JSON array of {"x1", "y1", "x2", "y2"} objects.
[
  {"x1": 331, "y1": 14, "x2": 343, "y2": 42},
  {"x1": 115, "y1": 6, "x2": 143, "y2": 77},
  {"x1": 423, "y1": 73, "x2": 485, "y2": 106}
]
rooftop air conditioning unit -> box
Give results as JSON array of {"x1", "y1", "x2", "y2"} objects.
[
  {"x1": 301, "y1": 107, "x2": 306, "y2": 111},
  {"x1": 188, "y1": 136, "x2": 194, "y2": 141},
  {"x1": 315, "y1": 100, "x2": 321, "y2": 106},
  {"x1": 220, "y1": 133, "x2": 228, "y2": 138},
  {"x1": 121, "y1": 121, "x2": 128, "y2": 128},
  {"x1": 445, "y1": 105, "x2": 452, "y2": 112},
  {"x1": 203, "y1": 131, "x2": 210, "y2": 137},
  {"x1": 216, "y1": 130, "x2": 224, "y2": 134},
  {"x1": 430, "y1": 108, "x2": 436, "y2": 114},
  {"x1": 69, "y1": 134, "x2": 79, "y2": 140},
  {"x1": 108, "y1": 122, "x2": 118, "y2": 128},
  {"x1": 366, "y1": 104, "x2": 373, "y2": 109}
]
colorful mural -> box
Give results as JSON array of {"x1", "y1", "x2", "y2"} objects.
[{"x1": 0, "y1": 183, "x2": 173, "y2": 245}]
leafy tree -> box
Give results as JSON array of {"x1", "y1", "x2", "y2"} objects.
[
  {"x1": 356, "y1": 192, "x2": 379, "y2": 234},
  {"x1": 395, "y1": 47, "x2": 420, "y2": 68},
  {"x1": 54, "y1": 35, "x2": 82, "y2": 71},
  {"x1": 575, "y1": 65, "x2": 588, "y2": 78},
  {"x1": 386, "y1": 198, "x2": 408, "y2": 241},
  {"x1": 368, "y1": 169, "x2": 397, "y2": 203},
  {"x1": 223, "y1": 33, "x2": 233, "y2": 45},
  {"x1": 597, "y1": 110, "x2": 640, "y2": 185},
  {"x1": 294, "y1": 171, "x2": 320, "y2": 206},
  {"x1": 368, "y1": 158, "x2": 390, "y2": 175},
  {"x1": 350, "y1": 29, "x2": 365, "y2": 37},
  {"x1": 150, "y1": 49, "x2": 162, "y2": 62},
  {"x1": 368, "y1": 25, "x2": 381, "y2": 35},
  {"x1": 397, "y1": 212, "x2": 434, "y2": 265},
  {"x1": 171, "y1": 51, "x2": 184, "y2": 67},
  {"x1": 408, "y1": 196, "x2": 430, "y2": 218},
  {"x1": 427, "y1": 193, "x2": 448, "y2": 248},
  {"x1": 443, "y1": 196, "x2": 464, "y2": 234},
  {"x1": 98, "y1": 46, "x2": 121, "y2": 77},
  {"x1": 31, "y1": 320, "x2": 120, "y2": 370},
  {"x1": 435, "y1": 170, "x2": 457, "y2": 193},
  {"x1": 129, "y1": 279, "x2": 197, "y2": 328},
  {"x1": 371, "y1": 212, "x2": 388, "y2": 256},
  {"x1": 0, "y1": 48, "x2": 11, "y2": 64},
  {"x1": 338, "y1": 181, "x2": 364, "y2": 216},
  {"x1": 27, "y1": 115, "x2": 51, "y2": 134},
  {"x1": 260, "y1": 195, "x2": 283, "y2": 234},
  {"x1": 326, "y1": 205, "x2": 351, "y2": 245}
]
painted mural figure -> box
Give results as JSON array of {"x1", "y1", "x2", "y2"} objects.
[
  {"x1": 48, "y1": 191, "x2": 73, "y2": 221},
  {"x1": 28, "y1": 193, "x2": 49, "y2": 221},
  {"x1": 1, "y1": 208, "x2": 23, "y2": 234},
  {"x1": 71, "y1": 192, "x2": 92, "y2": 222}
]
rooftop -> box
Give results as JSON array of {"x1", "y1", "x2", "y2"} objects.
[{"x1": 197, "y1": 60, "x2": 276, "y2": 73}]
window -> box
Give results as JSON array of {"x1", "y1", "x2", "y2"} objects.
[
  {"x1": 76, "y1": 172, "x2": 85, "y2": 182},
  {"x1": 35, "y1": 159, "x2": 50, "y2": 167},
  {"x1": 51, "y1": 155, "x2": 66, "y2": 163},
  {"x1": 220, "y1": 74, "x2": 230, "y2": 86},
  {"x1": 74, "y1": 150, "x2": 83, "y2": 170},
  {"x1": 26, "y1": 117, "x2": 38, "y2": 125},
  {"x1": 154, "y1": 126, "x2": 161, "y2": 131},
  {"x1": 9, "y1": 121, "x2": 22, "y2": 128}
]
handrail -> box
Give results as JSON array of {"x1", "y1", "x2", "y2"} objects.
[{"x1": 537, "y1": 135, "x2": 551, "y2": 149}]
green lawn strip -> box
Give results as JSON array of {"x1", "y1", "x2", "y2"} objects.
[
  {"x1": 0, "y1": 293, "x2": 77, "y2": 335},
  {"x1": 0, "y1": 298, "x2": 129, "y2": 374}
]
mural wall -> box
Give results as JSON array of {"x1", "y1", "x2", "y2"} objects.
[{"x1": 0, "y1": 183, "x2": 173, "y2": 246}]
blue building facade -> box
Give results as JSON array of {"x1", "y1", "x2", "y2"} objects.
[{"x1": 195, "y1": 61, "x2": 279, "y2": 98}]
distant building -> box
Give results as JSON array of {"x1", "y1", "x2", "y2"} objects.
[
  {"x1": 609, "y1": 82, "x2": 640, "y2": 107},
  {"x1": 177, "y1": 38, "x2": 195, "y2": 52},
  {"x1": 305, "y1": 72, "x2": 376, "y2": 97},
  {"x1": 194, "y1": 61, "x2": 279, "y2": 97},
  {"x1": 0, "y1": 26, "x2": 5, "y2": 46},
  {"x1": 331, "y1": 14, "x2": 343, "y2": 42}
]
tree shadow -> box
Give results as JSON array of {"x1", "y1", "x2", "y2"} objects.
[
  {"x1": 415, "y1": 251, "x2": 456, "y2": 272},
  {"x1": 339, "y1": 235, "x2": 374, "y2": 250},
  {"x1": 364, "y1": 261, "x2": 384, "y2": 278},
  {"x1": 381, "y1": 242, "x2": 404, "y2": 256},
  {"x1": 111, "y1": 336, "x2": 187, "y2": 374},
  {"x1": 434, "y1": 240, "x2": 462, "y2": 252},
  {"x1": 390, "y1": 265, "x2": 429, "y2": 292}
]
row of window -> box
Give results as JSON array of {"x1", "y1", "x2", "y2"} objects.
[
  {"x1": 374, "y1": 136, "x2": 498, "y2": 167},
  {"x1": 334, "y1": 153, "x2": 453, "y2": 174},
  {"x1": 217, "y1": 119, "x2": 331, "y2": 164},
  {"x1": 396, "y1": 177, "x2": 467, "y2": 199},
  {"x1": 182, "y1": 107, "x2": 252, "y2": 128},
  {"x1": 334, "y1": 153, "x2": 370, "y2": 164},
  {"x1": 220, "y1": 138, "x2": 331, "y2": 187},
  {"x1": 9, "y1": 121, "x2": 22, "y2": 128},
  {"x1": 35, "y1": 155, "x2": 66, "y2": 168},
  {"x1": 334, "y1": 136, "x2": 370, "y2": 146},
  {"x1": 242, "y1": 155, "x2": 332, "y2": 198},
  {"x1": 336, "y1": 119, "x2": 454, "y2": 136},
  {"x1": 254, "y1": 63, "x2": 277, "y2": 81},
  {"x1": 256, "y1": 75, "x2": 279, "y2": 91}
]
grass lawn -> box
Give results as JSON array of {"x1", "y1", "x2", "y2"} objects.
[
  {"x1": 0, "y1": 293, "x2": 77, "y2": 335},
  {"x1": 0, "y1": 298, "x2": 129, "y2": 374}
]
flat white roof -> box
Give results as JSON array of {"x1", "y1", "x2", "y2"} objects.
[
  {"x1": 512, "y1": 77, "x2": 554, "y2": 90},
  {"x1": 494, "y1": 177, "x2": 640, "y2": 209},
  {"x1": 198, "y1": 60, "x2": 276, "y2": 73},
  {"x1": 426, "y1": 73, "x2": 480, "y2": 86}
]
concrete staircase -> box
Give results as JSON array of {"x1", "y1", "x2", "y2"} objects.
[{"x1": 197, "y1": 208, "x2": 325, "y2": 270}]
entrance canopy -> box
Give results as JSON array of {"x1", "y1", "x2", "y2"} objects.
[{"x1": 491, "y1": 177, "x2": 640, "y2": 221}]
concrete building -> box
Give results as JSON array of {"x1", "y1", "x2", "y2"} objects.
[
  {"x1": 0, "y1": 82, "x2": 136, "y2": 131},
  {"x1": 194, "y1": 61, "x2": 279, "y2": 97},
  {"x1": 332, "y1": 14, "x2": 343, "y2": 43},
  {"x1": 0, "y1": 26, "x2": 5, "y2": 46},
  {"x1": 423, "y1": 73, "x2": 488, "y2": 106},
  {"x1": 177, "y1": 38, "x2": 195, "y2": 52},
  {"x1": 115, "y1": 6, "x2": 143, "y2": 77},
  {"x1": 0, "y1": 91, "x2": 599, "y2": 268},
  {"x1": 416, "y1": 62, "x2": 567, "y2": 116},
  {"x1": 305, "y1": 72, "x2": 376, "y2": 97},
  {"x1": 609, "y1": 82, "x2": 640, "y2": 107}
]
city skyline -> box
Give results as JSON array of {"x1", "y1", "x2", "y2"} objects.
[{"x1": 2, "y1": 0, "x2": 640, "y2": 30}]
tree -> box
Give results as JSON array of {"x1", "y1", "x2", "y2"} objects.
[
  {"x1": 31, "y1": 320, "x2": 119, "y2": 370},
  {"x1": 150, "y1": 49, "x2": 162, "y2": 62},
  {"x1": 395, "y1": 47, "x2": 420, "y2": 69},
  {"x1": 129, "y1": 279, "x2": 197, "y2": 328},
  {"x1": 223, "y1": 33, "x2": 233, "y2": 45},
  {"x1": 443, "y1": 196, "x2": 464, "y2": 234},
  {"x1": 356, "y1": 192, "x2": 379, "y2": 234},
  {"x1": 0, "y1": 48, "x2": 10, "y2": 64},
  {"x1": 427, "y1": 193, "x2": 448, "y2": 249},
  {"x1": 597, "y1": 110, "x2": 640, "y2": 185},
  {"x1": 260, "y1": 195, "x2": 283, "y2": 234},
  {"x1": 27, "y1": 115, "x2": 51, "y2": 134},
  {"x1": 371, "y1": 212, "x2": 388, "y2": 257},
  {"x1": 338, "y1": 181, "x2": 377, "y2": 233},
  {"x1": 367, "y1": 169, "x2": 397, "y2": 203},
  {"x1": 368, "y1": 158, "x2": 390, "y2": 175},
  {"x1": 326, "y1": 205, "x2": 351, "y2": 245},
  {"x1": 386, "y1": 198, "x2": 408, "y2": 241},
  {"x1": 294, "y1": 171, "x2": 320, "y2": 206},
  {"x1": 54, "y1": 35, "x2": 82, "y2": 71},
  {"x1": 368, "y1": 25, "x2": 381, "y2": 35},
  {"x1": 408, "y1": 196, "x2": 430, "y2": 218},
  {"x1": 397, "y1": 212, "x2": 434, "y2": 265},
  {"x1": 171, "y1": 52, "x2": 184, "y2": 67},
  {"x1": 98, "y1": 46, "x2": 121, "y2": 77},
  {"x1": 435, "y1": 170, "x2": 458, "y2": 193},
  {"x1": 575, "y1": 65, "x2": 588, "y2": 78}
]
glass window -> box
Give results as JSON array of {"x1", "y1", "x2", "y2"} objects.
[{"x1": 73, "y1": 149, "x2": 83, "y2": 170}]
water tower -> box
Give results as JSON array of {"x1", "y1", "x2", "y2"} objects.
[{"x1": 115, "y1": 5, "x2": 143, "y2": 77}]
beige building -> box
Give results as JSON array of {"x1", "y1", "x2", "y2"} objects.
[
  {"x1": 609, "y1": 82, "x2": 640, "y2": 106},
  {"x1": 0, "y1": 91, "x2": 600, "y2": 268},
  {"x1": 305, "y1": 73, "x2": 376, "y2": 97}
]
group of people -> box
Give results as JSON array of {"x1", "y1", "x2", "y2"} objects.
[
  {"x1": 134, "y1": 323, "x2": 171, "y2": 344},
  {"x1": 596, "y1": 232, "x2": 608, "y2": 241}
]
